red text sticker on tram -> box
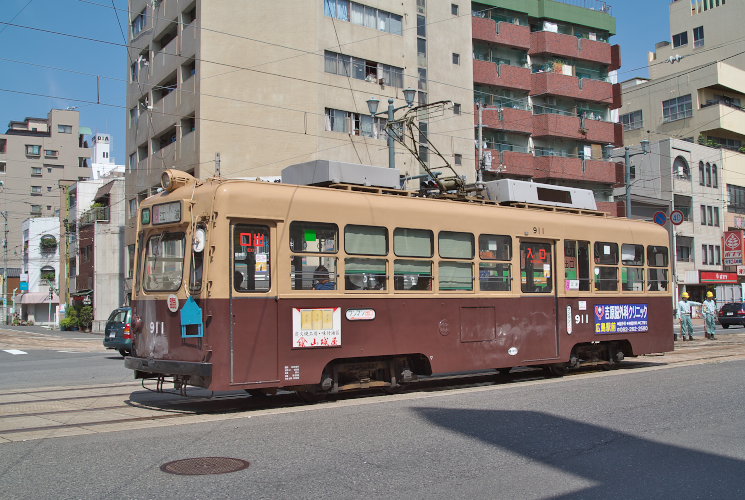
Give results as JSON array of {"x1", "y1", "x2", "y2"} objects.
[
  {"x1": 527, "y1": 247, "x2": 548, "y2": 264},
  {"x1": 239, "y1": 232, "x2": 265, "y2": 252}
]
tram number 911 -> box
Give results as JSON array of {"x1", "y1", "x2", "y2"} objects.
[{"x1": 150, "y1": 321, "x2": 166, "y2": 334}]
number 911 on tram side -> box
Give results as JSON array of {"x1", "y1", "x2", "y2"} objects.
[{"x1": 125, "y1": 169, "x2": 674, "y2": 399}]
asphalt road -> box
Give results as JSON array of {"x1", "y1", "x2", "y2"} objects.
[{"x1": 2, "y1": 357, "x2": 744, "y2": 498}]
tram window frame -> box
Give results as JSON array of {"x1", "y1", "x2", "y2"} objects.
[
  {"x1": 479, "y1": 234, "x2": 511, "y2": 261},
  {"x1": 647, "y1": 245, "x2": 669, "y2": 267},
  {"x1": 344, "y1": 224, "x2": 388, "y2": 256},
  {"x1": 394, "y1": 259, "x2": 432, "y2": 290},
  {"x1": 595, "y1": 266, "x2": 619, "y2": 291},
  {"x1": 233, "y1": 225, "x2": 271, "y2": 293},
  {"x1": 439, "y1": 231, "x2": 474, "y2": 259},
  {"x1": 520, "y1": 242, "x2": 553, "y2": 294},
  {"x1": 622, "y1": 267, "x2": 645, "y2": 292},
  {"x1": 594, "y1": 242, "x2": 619, "y2": 265},
  {"x1": 291, "y1": 256, "x2": 338, "y2": 291},
  {"x1": 393, "y1": 228, "x2": 434, "y2": 258},
  {"x1": 142, "y1": 231, "x2": 186, "y2": 292},
  {"x1": 564, "y1": 240, "x2": 591, "y2": 292},
  {"x1": 593, "y1": 241, "x2": 619, "y2": 291},
  {"x1": 439, "y1": 261, "x2": 474, "y2": 291},
  {"x1": 648, "y1": 268, "x2": 669, "y2": 292},
  {"x1": 479, "y1": 262, "x2": 511, "y2": 291},
  {"x1": 344, "y1": 257, "x2": 387, "y2": 290},
  {"x1": 621, "y1": 244, "x2": 645, "y2": 266},
  {"x1": 290, "y1": 221, "x2": 338, "y2": 254}
]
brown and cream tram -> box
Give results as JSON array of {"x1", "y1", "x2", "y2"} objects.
[{"x1": 125, "y1": 170, "x2": 674, "y2": 398}]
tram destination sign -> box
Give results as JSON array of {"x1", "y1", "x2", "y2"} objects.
[
  {"x1": 594, "y1": 304, "x2": 648, "y2": 334},
  {"x1": 152, "y1": 201, "x2": 182, "y2": 225}
]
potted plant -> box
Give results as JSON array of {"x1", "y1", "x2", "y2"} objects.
[{"x1": 79, "y1": 305, "x2": 93, "y2": 332}]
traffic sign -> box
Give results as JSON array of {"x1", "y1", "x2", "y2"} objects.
[
  {"x1": 670, "y1": 210, "x2": 684, "y2": 225},
  {"x1": 653, "y1": 211, "x2": 667, "y2": 226}
]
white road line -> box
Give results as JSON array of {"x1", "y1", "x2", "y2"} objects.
[{"x1": 2, "y1": 349, "x2": 28, "y2": 355}]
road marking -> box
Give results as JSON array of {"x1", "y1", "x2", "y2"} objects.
[{"x1": 2, "y1": 349, "x2": 28, "y2": 355}]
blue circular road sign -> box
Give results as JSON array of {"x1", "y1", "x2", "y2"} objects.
[{"x1": 653, "y1": 211, "x2": 667, "y2": 226}]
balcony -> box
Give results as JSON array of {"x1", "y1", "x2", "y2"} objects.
[
  {"x1": 529, "y1": 31, "x2": 621, "y2": 70},
  {"x1": 79, "y1": 206, "x2": 110, "y2": 226},
  {"x1": 696, "y1": 102, "x2": 745, "y2": 137},
  {"x1": 478, "y1": 105, "x2": 533, "y2": 134},
  {"x1": 530, "y1": 112, "x2": 619, "y2": 144},
  {"x1": 534, "y1": 156, "x2": 618, "y2": 184},
  {"x1": 473, "y1": 60, "x2": 532, "y2": 91},
  {"x1": 472, "y1": 17, "x2": 531, "y2": 50},
  {"x1": 530, "y1": 71, "x2": 620, "y2": 108}
]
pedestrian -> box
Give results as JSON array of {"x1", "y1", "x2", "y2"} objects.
[
  {"x1": 702, "y1": 291, "x2": 718, "y2": 340},
  {"x1": 676, "y1": 292, "x2": 702, "y2": 341}
]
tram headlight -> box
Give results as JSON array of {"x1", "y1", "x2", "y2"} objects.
[{"x1": 161, "y1": 169, "x2": 196, "y2": 193}]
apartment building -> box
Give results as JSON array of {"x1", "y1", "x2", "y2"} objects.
[
  {"x1": 0, "y1": 109, "x2": 92, "y2": 269},
  {"x1": 18, "y1": 217, "x2": 60, "y2": 326},
  {"x1": 125, "y1": 0, "x2": 474, "y2": 243},
  {"x1": 471, "y1": 0, "x2": 623, "y2": 213}
]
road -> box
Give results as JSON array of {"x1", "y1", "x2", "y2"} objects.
[{"x1": 1, "y1": 326, "x2": 745, "y2": 498}]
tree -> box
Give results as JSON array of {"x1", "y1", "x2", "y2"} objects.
[{"x1": 79, "y1": 305, "x2": 93, "y2": 331}]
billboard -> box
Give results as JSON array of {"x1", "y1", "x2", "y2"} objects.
[{"x1": 724, "y1": 230, "x2": 744, "y2": 266}]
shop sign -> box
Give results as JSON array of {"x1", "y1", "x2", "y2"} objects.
[
  {"x1": 724, "y1": 230, "x2": 744, "y2": 266},
  {"x1": 737, "y1": 266, "x2": 745, "y2": 277},
  {"x1": 699, "y1": 271, "x2": 739, "y2": 284}
]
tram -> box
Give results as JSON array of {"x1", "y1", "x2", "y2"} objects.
[{"x1": 125, "y1": 169, "x2": 674, "y2": 398}]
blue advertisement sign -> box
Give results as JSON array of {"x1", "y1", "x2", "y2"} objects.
[
  {"x1": 20, "y1": 281, "x2": 28, "y2": 291},
  {"x1": 594, "y1": 304, "x2": 648, "y2": 334}
]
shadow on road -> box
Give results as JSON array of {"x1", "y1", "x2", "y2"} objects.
[{"x1": 415, "y1": 407, "x2": 745, "y2": 497}]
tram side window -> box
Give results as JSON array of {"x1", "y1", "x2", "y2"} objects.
[
  {"x1": 394, "y1": 260, "x2": 432, "y2": 290},
  {"x1": 290, "y1": 221, "x2": 338, "y2": 253},
  {"x1": 479, "y1": 234, "x2": 512, "y2": 291},
  {"x1": 594, "y1": 241, "x2": 618, "y2": 291},
  {"x1": 233, "y1": 225, "x2": 270, "y2": 292},
  {"x1": 143, "y1": 232, "x2": 185, "y2": 292},
  {"x1": 345, "y1": 225, "x2": 387, "y2": 255},
  {"x1": 439, "y1": 261, "x2": 473, "y2": 291},
  {"x1": 647, "y1": 245, "x2": 669, "y2": 291},
  {"x1": 520, "y1": 242, "x2": 552, "y2": 293},
  {"x1": 344, "y1": 225, "x2": 388, "y2": 291},
  {"x1": 393, "y1": 228, "x2": 434, "y2": 257},
  {"x1": 189, "y1": 246, "x2": 203, "y2": 293},
  {"x1": 439, "y1": 231, "x2": 474, "y2": 291},
  {"x1": 621, "y1": 243, "x2": 644, "y2": 292},
  {"x1": 564, "y1": 240, "x2": 590, "y2": 292},
  {"x1": 439, "y1": 231, "x2": 474, "y2": 259}
]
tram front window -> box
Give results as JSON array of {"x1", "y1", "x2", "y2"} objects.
[{"x1": 143, "y1": 232, "x2": 185, "y2": 292}]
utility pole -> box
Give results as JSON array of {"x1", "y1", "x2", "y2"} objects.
[
  {"x1": 1, "y1": 210, "x2": 7, "y2": 325},
  {"x1": 620, "y1": 140, "x2": 651, "y2": 219},
  {"x1": 477, "y1": 103, "x2": 484, "y2": 185}
]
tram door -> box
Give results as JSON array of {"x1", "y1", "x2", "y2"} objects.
[
  {"x1": 229, "y1": 223, "x2": 278, "y2": 385},
  {"x1": 518, "y1": 240, "x2": 559, "y2": 360}
]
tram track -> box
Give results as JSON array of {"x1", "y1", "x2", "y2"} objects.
[{"x1": 3, "y1": 338, "x2": 745, "y2": 444}]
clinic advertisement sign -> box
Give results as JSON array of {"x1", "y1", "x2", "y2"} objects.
[
  {"x1": 594, "y1": 304, "x2": 648, "y2": 334},
  {"x1": 724, "y1": 230, "x2": 744, "y2": 266}
]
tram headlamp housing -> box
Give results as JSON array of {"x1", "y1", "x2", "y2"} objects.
[{"x1": 161, "y1": 169, "x2": 195, "y2": 193}]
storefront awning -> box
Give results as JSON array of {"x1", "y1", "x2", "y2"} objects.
[{"x1": 18, "y1": 292, "x2": 59, "y2": 304}]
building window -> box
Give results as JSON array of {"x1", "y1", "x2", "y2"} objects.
[
  {"x1": 453, "y1": 103, "x2": 461, "y2": 115},
  {"x1": 0, "y1": 162, "x2": 5, "y2": 174},
  {"x1": 451, "y1": 3, "x2": 459, "y2": 15},
  {"x1": 58, "y1": 124, "x2": 72, "y2": 134},
  {"x1": 131, "y1": 9, "x2": 147, "y2": 36},
  {"x1": 325, "y1": 1, "x2": 403, "y2": 35},
  {"x1": 712, "y1": 164, "x2": 718, "y2": 188},
  {"x1": 129, "y1": 153, "x2": 137, "y2": 172},
  {"x1": 454, "y1": 154, "x2": 462, "y2": 165},
  {"x1": 324, "y1": 51, "x2": 404, "y2": 87},
  {"x1": 79, "y1": 158, "x2": 89, "y2": 168},
  {"x1": 708, "y1": 136, "x2": 742, "y2": 151},
  {"x1": 44, "y1": 149, "x2": 58, "y2": 157},
  {"x1": 30, "y1": 205, "x2": 41, "y2": 215},
  {"x1": 452, "y1": 53, "x2": 460, "y2": 65},
  {"x1": 31, "y1": 186, "x2": 42, "y2": 195},
  {"x1": 0, "y1": 138, "x2": 5, "y2": 153},
  {"x1": 26, "y1": 145, "x2": 41, "y2": 156},
  {"x1": 672, "y1": 31, "x2": 688, "y2": 48},
  {"x1": 693, "y1": 26, "x2": 704, "y2": 48},
  {"x1": 47, "y1": 186, "x2": 52, "y2": 192},
  {"x1": 325, "y1": 108, "x2": 386, "y2": 138},
  {"x1": 31, "y1": 167, "x2": 42, "y2": 177},
  {"x1": 662, "y1": 95, "x2": 692, "y2": 122},
  {"x1": 129, "y1": 198, "x2": 138, "y2": 218},
  {"x1": 673, "y1": 156, "x2": 690, "y2": 179},
  {"x1": 620, "y1": 110, "x2": 643, "y2": 131}
]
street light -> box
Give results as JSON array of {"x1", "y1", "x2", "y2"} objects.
[
  {"x1": 605, "y1": 140, "x2": 650, "y2": 219},
  {"x1": 366, "y1": 88, "x2": 417, "y2": 169}
]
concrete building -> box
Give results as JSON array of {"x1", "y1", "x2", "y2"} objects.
[
  {"x1": 472, "y1": 0, "x2": 623, "y2": 213},
  {"x1": 125, "y1": 0, "x2": 474, "y2": 248},
  {"x1": 18, "y1": 217, "x2": 60, "y2": 326},
  {"x1": 90, "y1": 133, "x2": 125, "y2": 180},
  {"x1": 0, "y1": 109, "x2": 92, "y2": 272},
  {"x1": 612, "y1": 138, "x2": 729, "y2": 301}
]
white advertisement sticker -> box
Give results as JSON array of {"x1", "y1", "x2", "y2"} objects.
[{"x1": 292, "y1": 307, "x2": 342, "y2": 348}]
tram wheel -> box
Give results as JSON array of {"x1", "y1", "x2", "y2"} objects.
[
  {"x1": 543, "y1": 364, "x2": 567, "y2": 378},
  {"x1": 296, "y1": 389, "x2": 327, "y2": 404}
]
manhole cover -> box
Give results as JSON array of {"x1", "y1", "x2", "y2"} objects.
[{"x1": 160, "y1": 457, "x2": 250, "y2": 475}]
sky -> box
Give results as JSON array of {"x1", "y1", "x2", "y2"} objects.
[{"x1": 0, "y1": 0, "x2": 671, "y2": 164}]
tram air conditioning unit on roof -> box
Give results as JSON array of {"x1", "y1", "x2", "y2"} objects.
[
  {"x1": 483, "y1": 179, "x2": 597, "y2": 211},
  {"x1": 281, "y1": 160, "x2": 400, "y2": 189}
]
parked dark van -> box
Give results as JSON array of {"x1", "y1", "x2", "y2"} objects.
[{"x1": 103, "y1": 307, "x2": 133, "y2": 356}]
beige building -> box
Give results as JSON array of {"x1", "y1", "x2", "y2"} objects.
[
  {"x1": 0, "y1": 109, "x2": 92, "y2": 271},
  {"x1": 125, "y1": 0, "x2": 474, "y2": 242}
]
